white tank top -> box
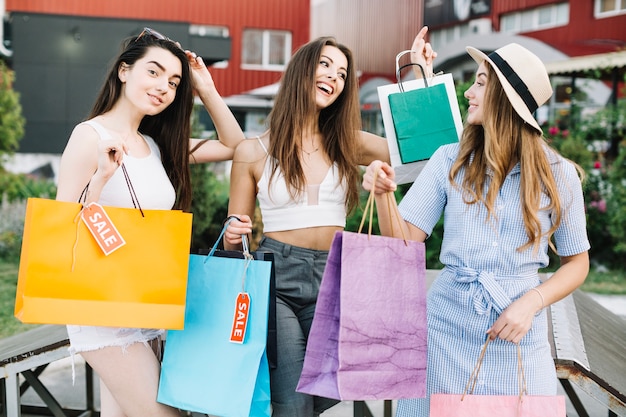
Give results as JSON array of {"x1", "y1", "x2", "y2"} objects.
[
  {"x1": 255, "y1": 137, "x2": 347, "y2": 232},
  {"x1": 83, "y1": 120, "x2": 176, "y2": 210}
]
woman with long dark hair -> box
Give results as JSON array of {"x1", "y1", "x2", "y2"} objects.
[{"x1": 55, "y1": 28, "x2": 244, "y2": 416}]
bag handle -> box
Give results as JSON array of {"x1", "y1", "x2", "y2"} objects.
[
  {"x1": 462, "y1": 338, "x2": 528, "y2": 402},
  {"x1": 395, "y1": 49, "x2": 428, "y2": 93},
  {"x1": 358, "y1": 168, "x2": 408, "y2": 245},
  {"x1": 207, "y1": 217, "x2": 253, "y2": 259},
  {"x1": 206, "y1": 217, "x2": 254, "y2": 291},
  {"x1": 78, "y1": 163, "x2": 145, "y2": 217}
]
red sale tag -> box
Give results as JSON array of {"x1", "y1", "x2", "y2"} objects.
[
  {"x1": 80, "y1": 203, "x2": 126, "y2": 255},
  {"x1": 230, "y1": 292, "x2": 250, "y2": 343}
]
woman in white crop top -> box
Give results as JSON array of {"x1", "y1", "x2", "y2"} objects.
[
  {"x1": 55, "y1": 28, "x2": 244, "y2": 417},
  {"x1": 223, "y1": 28, "x2": 436, "y2": 417}
]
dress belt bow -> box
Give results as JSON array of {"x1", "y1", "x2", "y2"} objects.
[{"x1": 452, "y1": 266, "x2": 512, "y2": 315}]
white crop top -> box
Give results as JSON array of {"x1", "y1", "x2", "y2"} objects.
[
  {"x1": 256, "y1": 137, "x2": 347, "y2": 232},
  {"x1": 83, "y1": 120, "x2": 176, "y2": 210}
]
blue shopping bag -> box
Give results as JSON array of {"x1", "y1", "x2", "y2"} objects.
[{"x1": 157, "y1": 225, "x2": 272, "y2": 417}]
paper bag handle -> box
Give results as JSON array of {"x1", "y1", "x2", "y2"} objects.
[
  {"x1": 358, "y1": 168, "x2": 408, "y2": 245},
  {"x1": 208, "y1": 217, "x2": 252, "y2": 259},
  {"x1": 395, "y1": 49, "x2": 428, "y2": 93},
  {"x1": 463, "y1": 338, "x2": 528, "y2": 402},
  {"x1": 207, "y1": 217, "x2": 254, "y2": 291},
  {"x1": 77, "y1": 163, "x2": 145, "y2": 217}
]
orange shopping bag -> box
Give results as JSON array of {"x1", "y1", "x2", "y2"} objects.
[{"x1": 14, "y1": 197, "x2": 192, "y2": 329}]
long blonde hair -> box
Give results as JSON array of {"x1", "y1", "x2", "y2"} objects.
[{"x1": 450, "y1": 63, "x2": 584, "y2": 253}]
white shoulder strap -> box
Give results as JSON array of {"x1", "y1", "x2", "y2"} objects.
[
  {"x1": 82, "y1": 120, "x2": 112, "y2": 141},
  {"x1": 256, "y1": 135, "x2": 269, "y2": 155}
]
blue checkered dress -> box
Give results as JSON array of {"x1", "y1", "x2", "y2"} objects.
[{"x1": 395, "y1": 144, "x2": 590, "y2": 416}]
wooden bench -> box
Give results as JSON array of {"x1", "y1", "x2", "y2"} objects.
[
  {"x1": 0, "y1": 324, "x2": 96, "y2": 417},
  {"x1": 354, "y1": 270, "x2": 626, "y2": 417},
  {"x1": 551, "y1": 290, "x2": 626, "y2": 417}
]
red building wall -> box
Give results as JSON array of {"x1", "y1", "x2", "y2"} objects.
[
  {"x1": 491, "y1": 0, "x2": 626, "y2": 55},
  {"x1": 6, "y1": 0, "x2": 311, "y2": 96}
]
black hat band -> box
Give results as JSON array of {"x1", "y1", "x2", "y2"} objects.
[{"x1": 488, "y1": 51, "x2": 538, "y2": 113}]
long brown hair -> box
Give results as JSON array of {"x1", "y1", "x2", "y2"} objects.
[
  {"x1": 450, "y1": 62, "x2": 584, "y2": 253},
  {"x1": 88, "y1": 34, "x2": 193, "y2": 211},
  {"x1": 267, "y1": 37, "x2": 361, "y2": 213}
]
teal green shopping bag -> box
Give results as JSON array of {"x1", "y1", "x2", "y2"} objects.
[
  {"x1": 387, "y1": 54, "x2": 458, "y2": 164},
  {"x1": 158, "y1": 226, "x2": 272, "y2": 417}
]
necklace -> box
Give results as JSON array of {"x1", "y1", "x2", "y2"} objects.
[{"x1": 302, "y1": 146, "x2": 319, "y2": 156}]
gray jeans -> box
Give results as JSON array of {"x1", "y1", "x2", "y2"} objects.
[{"x1": 257, "y1": 236, "x2": 340, "y2": 417}]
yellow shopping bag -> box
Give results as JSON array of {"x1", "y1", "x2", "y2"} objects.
[{"x1": 14, "y1": 197, "x2": 192, "y2": 329}]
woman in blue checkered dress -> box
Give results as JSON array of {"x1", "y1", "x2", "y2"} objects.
[{"x1": 362, "y1": 42, "x2": 590, "y2": 416}]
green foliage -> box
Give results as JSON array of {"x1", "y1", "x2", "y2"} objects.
[
  {"x1": 0, "y1": 169, "x2": 57, "y2": 202},
  {"x1": 0, "y1": 171, "x2": 57, "y2": 261},
  {"x1": 0, "y1": 61, "x2": 25, "y2": 158},
  {"x1": 187, "y1": 106, "x2": 231, "y2": 252},
  {"x1": 0, "y1": 259, "x2": 37, "y2": 337},
  {"x1": 346, "y1": 189, "x2": 379, "y2": 234},
  {"x1": 189, "y1": 162, "x2": 230, "y2": 252},
  {"x1": 546, "y1": 128, "x2": 594, "y2": 169},
  {"x1": 606, "y1": 140, "x2": 626, "y2": 267},
  {"x1": 455, "y1": 79, "x2": 472, "y2": 120},
  {"x1": 575, "y1": 100, "x2": 626, "y2": 145},
  {"x1": 581, "y1": 266, "x2": 626, "y2": 295},
  {"x1": 425, "y1": 218, "x2": 444, "y2": 269},
  {"x1": 544, "y1": 97, "x2": 626, "y2": 271},
  {"x1": 584, "y1": 166, "x2": 615, "y2": 265},
  {"x1": 0, "y1": 64, "x2": 53, "y2": 258}
]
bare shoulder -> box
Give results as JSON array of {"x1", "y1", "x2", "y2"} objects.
[
  {"x1": 70, "y1": 121, "x2": 100, "y2": 139},
  {"x1": 233, "y1": 135, "x2": 269, "y2": 164},
  {"x1": 63, "y1": 121, "x2": 100, "y2": 154}
]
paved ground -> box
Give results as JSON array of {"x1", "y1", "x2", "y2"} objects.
[{"x1": 19, "y1": 292, "x2": 625, "y2": 417}]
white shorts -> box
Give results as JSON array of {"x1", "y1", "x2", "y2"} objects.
[{"x1": 67, "y1": 325, "x2": 164, "y2": 355}]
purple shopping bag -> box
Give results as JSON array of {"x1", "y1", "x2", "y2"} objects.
[{"x1": 296, "y1": 227, "x2": 427, "y2": 400}]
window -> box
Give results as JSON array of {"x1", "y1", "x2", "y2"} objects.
[
  {"x1": 595, "y1": 0, "x2": 626, "y2": 17},
  {"x1": 242, "y1": 29, "x2": 291, "y2": 70},
  {"x1": 501, "y1": 3, "x2": 569, "y2": 34},
  {"x1": 189, "y1": 25, "x2": 230, "y2": 68},
  {"x1": 501, "y1": 15, "x2": 517, "y2": 32},
  {"x1": 189, "y1": 24, "x2": 229, "y2": 38},
  {"x1": 430, "y1": 22, "x2": 475, "y2": 48}
]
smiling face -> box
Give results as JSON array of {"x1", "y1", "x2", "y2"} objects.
[
  {"x1": 464, "y1": 62, "x2": 488, "y2": 126},
  {"x1": 314, "y1": 45, "x2": 348, "y2": 109},
  {"x1": 119, "y1": 46, "x2": 182, "y2": 116}
]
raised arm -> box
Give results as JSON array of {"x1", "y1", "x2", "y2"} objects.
[
  {"x1": 186, "y1": 51, "x2": 245, "y2": 163},
  {"x1": 357, "y1": 27, "x2": 436, "y2": 167},
  {"x1": 410, "y1": 26, "x2": 437, "y2": 79}
]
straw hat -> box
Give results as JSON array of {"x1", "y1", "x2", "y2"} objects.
[{"x1": 466, "y1": 43, "x2": 553, "y2": 134}]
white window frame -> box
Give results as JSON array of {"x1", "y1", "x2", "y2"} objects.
[
  {"x1": 430, "y1": 23, "x2": 471, "y2": 48},
  {"x1": 501, "y1": 3, "x2": 569, "y2": 34},
  {"x1": 189, "y1": 24, "x2": 229, "y2": 38},
  {"x1": 189, "y1": 25, "x2": 230, "y2": 69},
  {"x1": 241, "y1": 29, "x2": 292, "y2": 71},
  {"x1": 595, "y1": 0, "x2": 626, "y2": 18}
]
